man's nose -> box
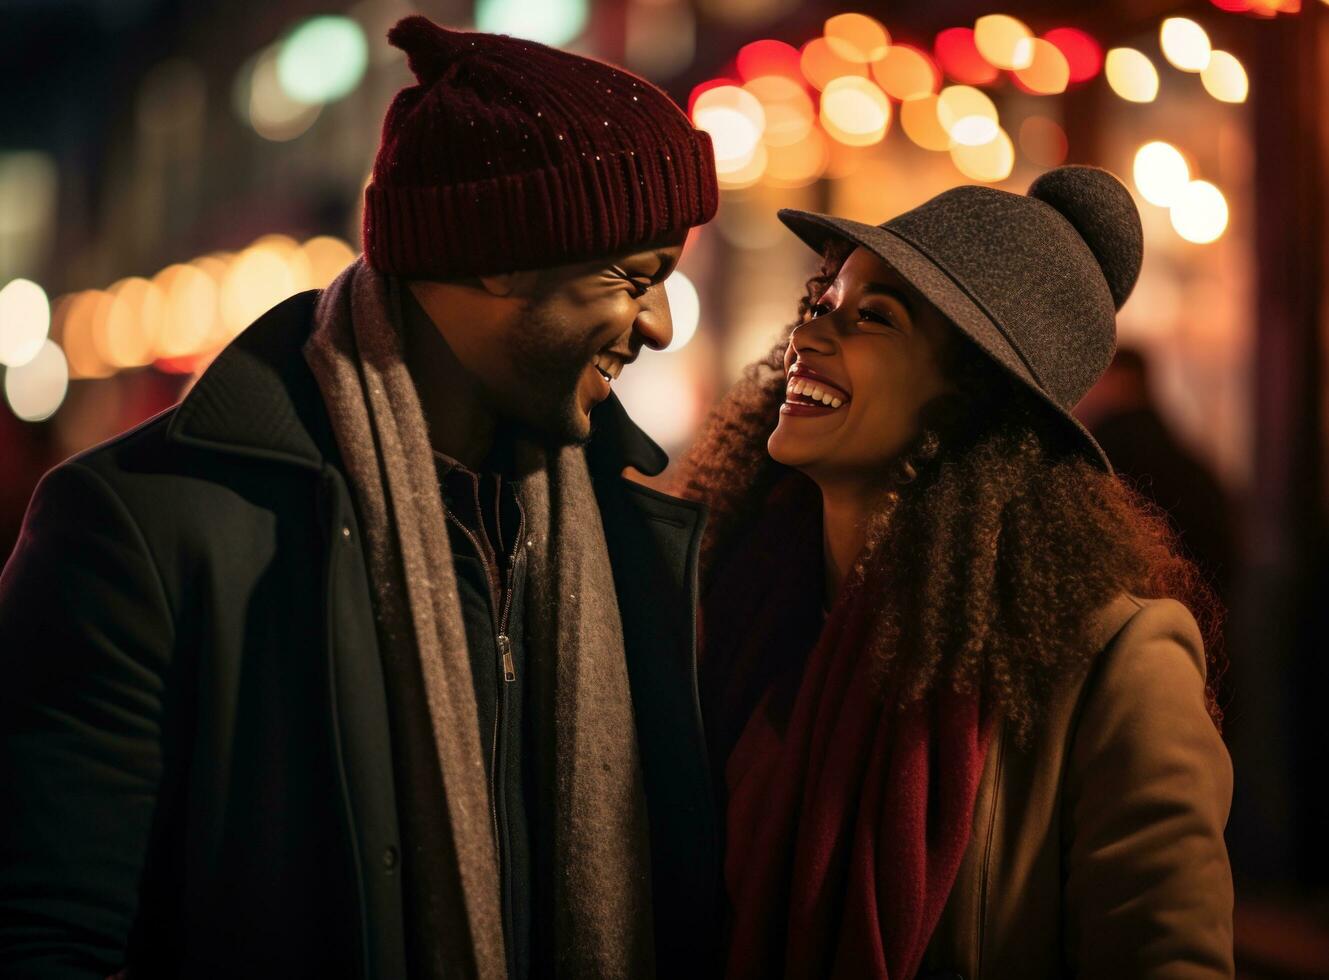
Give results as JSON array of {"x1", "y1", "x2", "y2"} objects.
[{"x1": 633, "y1": 283, "x2": 674, "y2": 351}]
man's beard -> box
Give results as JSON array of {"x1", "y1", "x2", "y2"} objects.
[{"x1": 501, "y1": 303, "x2": 600, "y2": 448}]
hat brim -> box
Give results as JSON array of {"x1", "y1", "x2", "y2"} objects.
[{"x1": 777, "y1": 207, "x2": 1112, "y2": 473}]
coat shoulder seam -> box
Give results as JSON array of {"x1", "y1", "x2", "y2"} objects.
[{"x1": 65, "y1": 459, "x2": 179, "y2": 639}]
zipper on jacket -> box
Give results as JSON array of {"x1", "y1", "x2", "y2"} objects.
[
  {"x1": 499, "y1": 634, "x2": 516, "y2": 682},
  {"x1": 445, "y1": 488, "x2": 525, "y2": 971},
  {"x1": 442, "y1": 511, "x2": 513, "y2": 856},
  {"x1": 491, "y1": 507, "x2": 523, "y2": 970}
]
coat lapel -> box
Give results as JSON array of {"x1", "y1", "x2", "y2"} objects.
[{"x1": 166, "y1": 291, "x2": 330, "y2": 469}]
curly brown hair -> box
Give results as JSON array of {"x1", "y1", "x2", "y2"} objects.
[{"x1": 677, "y1": 243, "x2": 1225, "y2": 744}]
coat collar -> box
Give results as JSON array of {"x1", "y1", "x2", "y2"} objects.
[{"x1": 166, "y1": 289, "x2": 671, "y2": 478}]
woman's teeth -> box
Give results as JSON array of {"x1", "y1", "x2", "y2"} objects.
[{"x1": 786, "y1": 377, "x2": 844, "y2": 408}]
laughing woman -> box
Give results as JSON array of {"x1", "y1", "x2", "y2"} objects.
[{"x1": 681, "y1": 167, "x2": 1234, "y2": 980}]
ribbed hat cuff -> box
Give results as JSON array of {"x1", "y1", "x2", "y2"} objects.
[{"x1": 363, "y1": 133, "x2": 718, "y2": 279}]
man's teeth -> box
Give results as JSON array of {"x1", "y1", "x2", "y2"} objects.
[
  {"x1": 593, "y1": 354, "x2": 621, "y2": 382},
  {"x1": 786, "y1": 376, "x2": 844, "y2": 408}
]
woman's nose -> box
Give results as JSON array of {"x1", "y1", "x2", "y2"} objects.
[{"x1": 791, "y1": 315, "x2": 836, "y2": 354}]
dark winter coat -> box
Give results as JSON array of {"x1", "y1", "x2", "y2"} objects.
[{"x1": 0, "y1": 291, "x2": 720, "y2": 979}]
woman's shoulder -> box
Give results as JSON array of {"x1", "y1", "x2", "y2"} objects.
[
  {"x1": 1085, "y1": 592, "x2": 1207, "y2": 684},
  {"x1": 1058, "y1": 591, "x2": 1221, "y2": 791}
]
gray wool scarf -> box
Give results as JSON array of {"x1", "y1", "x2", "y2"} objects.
[{"x1": 303, "y1": 258, "x2": 655, "y2": 980}]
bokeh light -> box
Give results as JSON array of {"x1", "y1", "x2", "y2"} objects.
[
  {"x1": 60, "y1": 291, "x2": 113, "y2": 380},
  {"x1": 764, "y1": 128, "x2": 830, "y2": 187},
  {"x1": 277, "y1": 17, "x2": 368, "y2": 105},
  {"x1": 871, "y1": 44, "x2": 941, "y2": 100},
  {"x1": 192, "y1": 255, "x2": 233, "y2": 350},
  {"x1": 800, "y1": 36, "x2": 868, "y2": 91},
  {"x1": 475, "y1": 0, "x2": 588, "y2": 48},
  {"x1": 297, "y1": 236, "x2": 358, "y2": 289},
  {"x1": 973, "y1": 14, "x2": 1035, "y2": 70},
  {"x1": 692, "y1": 85, "x2": 766, "y2": 174},
  {"x1": 1013, "y1": 38, "x2": 1070, "y2": 95},
  {"x1": 1170, "y1": 180, "x2": 1229, "y2": 243},
  {"x1": 4, "y1": 338, "x2": 68, "y2": 422},
  {"x1": 716, "y1": 142, "x2": 768, "y2": 190},
  {"x1": 934, "y1": 27, "x2": 999, "y2": 85},
  {"x1": 244, "y1": 46, "x2": 321, "y2": 142},
  {"x1": 99, "y1": 277, "x2": 163, "y2": 369},
  {"x1": 820, "y1": 76, "x2": 892, "y2": 147},
  {"x1": 1019, "y1": 116, "x2": 1069, "y2": 167},
  {"x1": 153, "y1": 264, "x2": 218, "y2": 361},
  {"x1": 901, "y1": 93, "x2": 952, "y2": 151},
  {"x1": 688, "y1": 78, "x2": 739, "y2": 116},
  {"x1": 937, "y1": 85, "x2": 999, "y2": 146},
  {"x1": 950, "y1": 127, "x2": 1015, "y2": 182},
  {"x1": 1160, "y1": 17, "x2": 1212, "y2": 73},
  {"x1": 743, "y1": 75, "x2": 814, "y2": 147},
  {"x1": 1043, "y1": 27, "x2": 1103, "y2": 83},
  {"x1": 1201, "y1": 50, "x2": 1249, "y2": 102},
  {"x1": 0, "y1": 279, "x2": 50, "y2": 368},
  {"x1": 662, "y1": 271, "x2": 700, "y2": 353},
  {"x1": 1134, "y1": 141, "x2": 1191, "y2": 206},
  {"x1": 736, "y1": 39, "x2": 803, "y2": 81},
  {"x1": 221, "y1": 240, "x2": 303, "y2": 338},
  {"x1": 613, "y1": 352, "x2": 702, "y2": 448},
  {"x1": 1105, "y1": 48, "x2": 1160, "y2": 102},
  {"x1": 823, "y1": 13, "x2": 890, "y2": 64}
]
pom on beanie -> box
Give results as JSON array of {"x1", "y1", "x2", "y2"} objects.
[
  {"x1": 386, "y1": 15, "x2": 465, "y2": 84},
  {"x1": 1028, "y1": 165, "x2": 1143, "y2": 310}
]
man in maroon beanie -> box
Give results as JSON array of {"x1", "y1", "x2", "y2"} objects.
[{"x1": 0, "y1": 16, "x2": 719, "y2": 980}]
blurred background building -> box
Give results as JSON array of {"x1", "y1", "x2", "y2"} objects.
[{"x1": 1, "y1": 0, "x2": 1326, "y2": 973}]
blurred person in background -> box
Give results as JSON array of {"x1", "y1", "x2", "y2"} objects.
[
  {"x1": 0, "y1": 17, "x2": 720, "y2": 979},
  {"x1": 682, "y1": 166, "x2": 1234, "y2": 979},
  {"x1": 1077, "y1": 345, "x2": 1236, "y2": 603}
]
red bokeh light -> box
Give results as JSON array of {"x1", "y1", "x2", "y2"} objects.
[
  {"x1": 934, "y1": 27, "x2": 1000, "y2": 86},
  {"x1": 737, "y1": 39, "x2": 804, "y2": 82},
  {"x1": 1042, "y1": 27, "x2": 1103, "y2": 84},
  {"x1": 1209, "y1": 0, "x2": 1256, "y2": 10}
]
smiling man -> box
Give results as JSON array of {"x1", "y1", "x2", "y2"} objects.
[{"x1": 0, "y1": 17, "x2": 718, "y2": 980}]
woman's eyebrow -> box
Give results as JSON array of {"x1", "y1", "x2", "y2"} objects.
[{"x1": 861, "y1": 282, "x2": 915, "y2": 316}]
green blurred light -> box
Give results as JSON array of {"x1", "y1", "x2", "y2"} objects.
[
  {"x1": 277, "y1": 16, "x2": 368, "y2": 105},
  {"x1": 475, "y1": 0, "x2": 589, "y2": 48}
]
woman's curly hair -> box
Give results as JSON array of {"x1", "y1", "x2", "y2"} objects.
[{"x1": 677, "y1": 243, "x2": 1225, "y2": 744}]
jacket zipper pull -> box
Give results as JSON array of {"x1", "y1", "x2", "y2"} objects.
[{"x1": 498, "y1": 634, "x2": 516, "y2": 683}]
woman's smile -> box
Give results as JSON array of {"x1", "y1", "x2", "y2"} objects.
[{"x1": 782, "y1": 363, "x2": 852, "y2": 417}]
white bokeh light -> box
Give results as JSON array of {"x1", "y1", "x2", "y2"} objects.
[
  {"x1": 0, "y1": 278, "x2": 51, "y2": 368},
  {"x1": 613, "y1": 353, "x2": 702, "y2": 450},
  {"x1": 5, "y1": 338, "x2": 68, "y2": 421},
  {"x1": 1134, "y1": 141, "x2": 1190, "y2": 207},
  {"x1": 663, "y1": 271, "x2": 700, "y2": 353},
  {"x1": 1170, "y1": 180, "x2": 1229, "y2": 244}
]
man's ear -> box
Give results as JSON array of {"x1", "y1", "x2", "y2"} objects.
[{"x1": 478, "y1": 269, "x2": 542, "y2": 298}]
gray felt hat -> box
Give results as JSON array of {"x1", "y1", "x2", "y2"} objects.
[{"x1": 777, "y1": 165, "x2": 1144, "y2": 472}]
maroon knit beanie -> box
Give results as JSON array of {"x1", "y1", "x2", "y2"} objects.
[{"x1": 363, "y1": 16, "x2": 720, "y2": 279}]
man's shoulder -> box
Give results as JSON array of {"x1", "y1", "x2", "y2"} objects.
[{"x1": 48, "y1": 290, "x2": 330, "y2": 514}]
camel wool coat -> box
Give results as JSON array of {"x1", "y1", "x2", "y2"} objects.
[{"x1": 921, "y1": 594, "x2": 1235, "y2": 979}]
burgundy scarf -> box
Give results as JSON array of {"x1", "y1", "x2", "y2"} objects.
[{"x1": 702, "y1": 475, "x2": 993, "y2": 979}]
